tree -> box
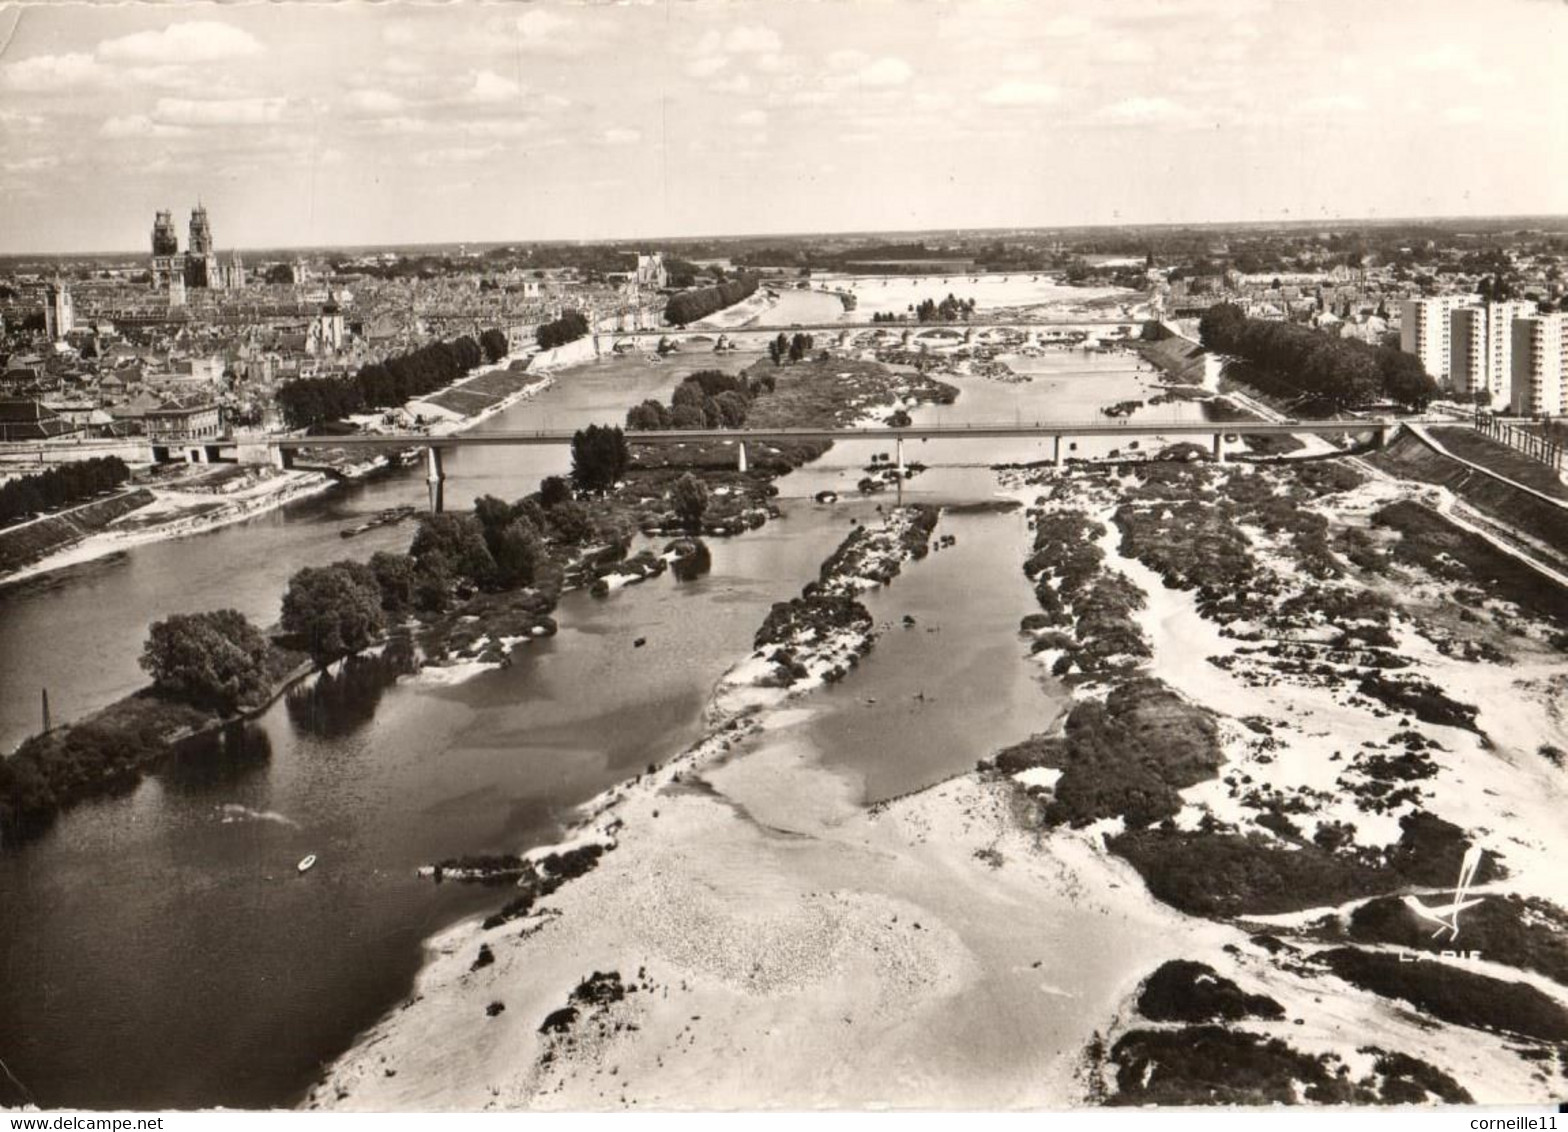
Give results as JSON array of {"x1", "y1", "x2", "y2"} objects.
[
  {"x1": 479, "y1": 328, "x2": 509, "y2": 364},
  {"x1": 536, "y1": 310, "x2": 591, "y2": 350},
  {"x1": 410, "y1": 513, "x2": 496, "y2": 585},
  {"x1": 281, "y1": 565, "x2": 387, "y2": 664},
  {"x1": 670, "y1": 473, "x2": 709, "y2": 530},
  {"x1": 140, "y1": 610, "x2": 271, "y2": 711},
  {"x1": 491, "y1": 518, "x2": 546, "y2": 589},
  {"x1": 1198, "y1": 303, "x2": 1247, "y2": 352},
  {"x1": 368, "y1": 550, "x2": 418, "y2": 613},
  {"x1": 570, "y1": 424, "x2": 629, "y2": 493},
  {"x1": 539, "y1": 475, "x2": 572, "y2": 508},
  {"x1": 546, "y1": 499, "x2": 594, "y2": 544}
]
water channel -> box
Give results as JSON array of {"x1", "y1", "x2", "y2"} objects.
[{"x1": 0, "y1": 342, "x2": 1202, "y2": 1109}]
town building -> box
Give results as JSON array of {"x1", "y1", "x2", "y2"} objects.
[
  {"x1": 144, "y1": 400, "x2": 224, "y2": 444},
  {"x1": 1400, "y1": 295, "x2": 1467, "y2": 382},
  {"x1": 43, "y1": 279, "x2": 74, "y2": 341},
  {"x1": 1450, "y1": 300, "x2": 1534, "y2": 406},
  {"x1": 149, "y1": 205, "x2": 226, "y2": 292}
]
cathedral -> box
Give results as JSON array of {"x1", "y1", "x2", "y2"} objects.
[{"x1": 150, "y1": 206, "x2": 244, "y2": 295}]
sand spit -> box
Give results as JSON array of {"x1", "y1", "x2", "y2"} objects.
[{"x1": 308, "y1": 505, "x2": 1214, "y2": 1111}]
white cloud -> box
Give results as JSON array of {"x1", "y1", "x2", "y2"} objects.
[
  {"x1": 735, "y1": 109, "x2": 768, "y2": 128},
  {"x1": 1301, "y1": 93, "x2": 1364, "y2": 114},
  {"x1": 724, "y1": 25, "x2": 783, "y2": 55},
  {"x1": 0, "y1": 53, "x2": 104, "y2": 92},
  {"x1": 600, "y1": 127, "x2": 641, "y2": 145},
  {"x1": 99, "y1": 22, "x2": 264, "y2": 64},
  {"x1": 855, "y1": 57, "x2": 913, "y2": 87},
  {"x1": 515, "y1": 9, "x2": 572, "y2": 43},
  {"x1": 468, "y1": 70, "x2": 523, "y2": 103},
  {"x1": 3, "y1": 155, "x2": 60, "y2": 172},
  {"x1": 1098, "y1": 95, "x2": 1186, "y2": 123},
  {"x1": 152, "y1": 97, "x2": 287, "y2": 126},
  {"x1": 980, "y1": 80, "x2": 1060, "y2": 107},
  {"x1": 1001, "y1": 52, "x2": 1042, "y2": 74},
  {"x1": 828, "y1": 49, "x2": 870, "y2": 72},
  {"x1": 100, "y1": 114, "x2": 193, "y2": 139},
  {"x1": 415, "y1": 144, "x2": 502, "y2": 167},
  {"x1": 344, "y1": 89, "x2": 407, "y2": 117},
  {"x1": 463, "y1": 118, "x2": 541, "y2": 139},
  {"x1": 1041, "y1": 15, "x2": 1094, "y2": 37},
  {"x1": 687, "y1": 55, "x2": 729, "y2": 79},
  {"x1": 1443, "y1": 105, "x2": 1484, "y2": 125},
  {"x1": 710, "y1": 73, "x2": 753, "y2": 95},
  {"x1": 378, "y1": 116, "x2": 433, "y2": 135}
]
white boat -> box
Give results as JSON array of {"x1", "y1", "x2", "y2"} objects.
[{"x1": 297, "y1": 854, "x2": 317, "y2": 874}]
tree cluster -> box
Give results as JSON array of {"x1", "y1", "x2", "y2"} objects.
[
  {"x1": 140, "y1": 609, "x2": 272, "y2": 712},
  {"x1": 275, "y1": 334, "x2": 491, "y2": 429},
  {"x1": 570, "y1": 424, "x2": 629, "y2": 492},
  {"x1": 281, "y1": 561, "x2": 388, "y2": 664},
  {"x1": 664, "y1": 275, "x2": 759, "y2": 326},
  {"x1": 479, "y1": 328, "x2": 510, "y2": 364},
  {"x1": 624, "y1": 368, "x2": 775, "y2": 432},
  {"x1": 536, "y1": 310, "x2": 591, "y2": 351},
  {"x1": 1199, "y1": 303, "x2": 1437, "y2": 410},
  {"x1": 770, "y1": 332, "x2": 815, "y2": 366},
  {"x1": 0, "y1": 456, "x2": 130, "y2": 527},
  {"x1": 915, "y1": 294, "x2": 977, "y2": 322}
]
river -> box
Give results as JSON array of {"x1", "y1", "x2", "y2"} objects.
[{"x1": 0, "y1": 344, "x2": 1204, "y2": 1110}]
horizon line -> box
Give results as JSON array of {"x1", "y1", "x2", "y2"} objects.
[{"x1": 5, "y1": 209, "x2": 1568, "y2": 262}]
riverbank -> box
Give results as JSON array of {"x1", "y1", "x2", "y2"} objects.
[
  {"x1": 311, "y1": 445, "x2": 1568, "y2": 1109},
  {"x1": 306, "y1": 502, "x2": 1202, "y2": 1110},
  {"x1": 994, "y1": 457, "x2": 1568, "y2": 1104},
  {"x1": 0, "y1": 357, "x2": 553, "y2": 591}
]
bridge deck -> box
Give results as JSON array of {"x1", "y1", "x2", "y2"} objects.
[{"x1": 267, "y1": 419, "x2": 1392, "y2": 449}]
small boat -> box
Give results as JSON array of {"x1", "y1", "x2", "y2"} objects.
[{"x1": 297, "y1": 854, "x2": 317, "y2": 874}]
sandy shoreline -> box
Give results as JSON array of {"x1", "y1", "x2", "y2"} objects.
[{"x1": 312, "y1": 438, "x2": 1568, "y2": 1109}]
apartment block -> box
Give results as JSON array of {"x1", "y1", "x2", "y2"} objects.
[{"x1": 1509, "y1": 313, "x2": 1565, "y2": 417}]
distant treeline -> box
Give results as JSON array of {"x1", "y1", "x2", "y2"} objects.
[
  {"x1": 536, "y1": 310, "x2": 590, "y2": 351},
  {"x1": 664, "y1": 275, "x2": 759, "y2": 326},
  {"x1": 276, "y1": 330, "x2": 506, "y2": 430},
  {"x1": 0, "y1": 456, "x2": 131, "y2": 528},
  {"x1": 1199, "y1": 302, "x2": 1437, "y2": 410}
]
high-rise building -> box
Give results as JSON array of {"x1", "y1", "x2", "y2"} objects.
[
  {"x1": 152, "y1": 210, "x2": 179, "y2": 257},
  {"x1": 1510, "y1": 313, "x2": 1564, "y2": 417},
  {"x1": 1400, "y1": 296, "x2": 1466, "y2": 382},
  {"x1": 1450, "y1": 300, "x2": 1535, "y2": 406}
]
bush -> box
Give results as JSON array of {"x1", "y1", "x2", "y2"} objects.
[
  {"x1": 570, "y1": 424, "x2": 629, "y2": 493},
  {"x1": 140, "y1": 609, "x2": 272, "y2": 711},
  {"x1": 670, "y1": 472, "x2": 709, "y2": 530}
]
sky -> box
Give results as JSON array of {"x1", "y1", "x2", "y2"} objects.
[{"x1": 0, "y1": 0, "x2": 1564, "y2": 254}]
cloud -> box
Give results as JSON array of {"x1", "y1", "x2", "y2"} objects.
[
  {"x1": 3, "y1": 155, "x2": 60, "y2": 172},
  {"x1": 855, "y1": 57, "x2": 913, "y2": 87},
  {"x1": 152, "y1": 97, "x2": 287, "y2": 126},
  {"x1": 98, "y1": 21, "x2": 264, "y2": 64},
  {"x1": 599, "y1": 127, "x2": 641, "y2": 145},
  {"x1": 1443, "y1": 105, "x2": 1484, "y2": 125},
  {"x1": 1301, "y1": 93, "x2": 1365, "y2": 113},
  {"x1": 735, "y1": 109, "x2": 768, "y2": 128},
  {"x1": 344, "y1": 89, "x2": 407, "y2": 117},
  {"x1": 100, "y1": 114, "x2": 193, "y2": 139},
  {"x1": 0, "y1": 52, "x2": 104, "y2": 92},
  {"x1": 468, "y1": 70, "x2": 523, "y2": 103},
  {"x1": 980, "y1": 80, "x2": 1060, "y2": 107},
  {"x1": 515, "y1": 8, "x2": 572, "y2": 43},
  {"x1": 687, "y1": 55, "x2": 729, "y2": 79},
  {"x1": 1041, "y1": 15, "x2": 1095, "y2": 37},
  {"x1": 415, "y1": 144, "x2": 502, "y2": 167},
  {"x1": 710, "y1": 73, "x2": 753, "y2": 95},
  {"x1": 463, "y1": 117, "x2": 541, "y2": 139},
  {"x1": 722, "y1": 25, "x2": 783, "y2": 55},
  {"x1": 1098, "y1": 95, "x2": 1187, "y2": 123}
]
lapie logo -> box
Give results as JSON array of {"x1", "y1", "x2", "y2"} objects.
[{"x1": 1403, "y1": 845, "x2": 1485, "y2": 942}]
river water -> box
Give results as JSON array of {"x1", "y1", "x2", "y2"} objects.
[{"x1": 0, "y1": 345, "x2": 1203, "y2": 1110}]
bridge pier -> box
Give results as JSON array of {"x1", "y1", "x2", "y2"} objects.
[
  {"x1": 1053, "y1": 435, "x2": 1063, "y2": 467},
  {"x1": 425, "y1": 446, "x2": 445, "y2": 513},
  {"x1": 895, "y1": 437, "x2": 905, "y2": 474},
  {"x1": 1212, "y1": 433, "x2": 1226, "y2": 464},
  {"x1": 737, "y1": 441, "x2": 748, "y2": 473}
]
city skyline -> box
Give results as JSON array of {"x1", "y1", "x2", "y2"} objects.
[{"x1": 2, "y1": 0, "x2": 1566, "y2": 254}]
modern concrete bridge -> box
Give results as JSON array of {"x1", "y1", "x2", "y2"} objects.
[{"x1": 241, "y1": 418, "x2": 1397, "y2": 512}]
